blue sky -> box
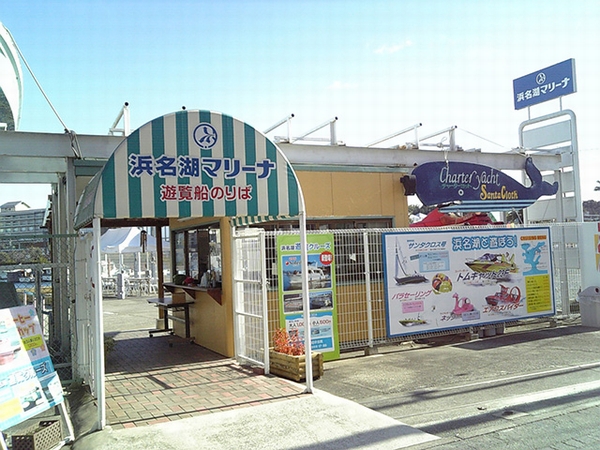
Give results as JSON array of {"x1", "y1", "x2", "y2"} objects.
[{"x1": 2, "y1": 0, "x2": 600, "y2": 208}]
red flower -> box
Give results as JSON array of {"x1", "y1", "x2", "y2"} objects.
[{"x1": 272, "y1": 328, "x2": 304, "y2": 356}]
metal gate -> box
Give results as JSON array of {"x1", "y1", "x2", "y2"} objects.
[
  {"x1": 232, "y1": 227, "x2": 269, "y2": 370},
  {"x1": 73, "y1": 231, "x2": 96, "y2": 390}
]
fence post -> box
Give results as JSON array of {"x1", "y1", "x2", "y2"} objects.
[
  {"x1": 34, "y1": 268, "x2": 43, "y2": 333},
  {"x1": 363, "y1": 231, "x2": 374, "y2": 350}
]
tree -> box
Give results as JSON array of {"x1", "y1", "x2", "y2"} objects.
[
  {"x1": 408, "y1": 204, "x2": 435, "y2": 216},
  {"x1": 583, "y1": 200, "x2": 600, "y2": 218}
]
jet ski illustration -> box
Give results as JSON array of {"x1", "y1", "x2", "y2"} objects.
[
  {"x1": 485, "y1": 285, "x2": 521, "y2": 306},
  {"x1": 408, "y1": 157, "x2": 558, "y2": 212},
  {"x1": 394, "y1": 241, "x2": 428, "y2": 285},
  {"x1": 465, "y1": 252, "x2": 518, "y2": 273},
  {"x1": 452, "y1": 292, "x2": 475, "y2": 316}
]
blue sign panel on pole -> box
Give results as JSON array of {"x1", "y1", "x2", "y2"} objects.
[{"x1": 513, "y1": 59, "x2": 576, "y2": 110}]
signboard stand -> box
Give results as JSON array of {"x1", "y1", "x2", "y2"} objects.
[{"x1": 0, "y1": 306, "x2": 75, "y2": 448}]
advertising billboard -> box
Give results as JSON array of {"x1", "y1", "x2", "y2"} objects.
[
  {"x1": 277, "y1": 233, "x2": 340, "y2": 360},
  {"x1": 383, "y1": 227, "x2": 555, "y2": 337},
  {"x1": 0, "y1": 306, "x2": 64, "y2": 430}
]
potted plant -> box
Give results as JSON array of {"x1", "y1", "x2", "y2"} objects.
[{"x1": 269, "y1": 328, "x2": 323, "y2": 382}]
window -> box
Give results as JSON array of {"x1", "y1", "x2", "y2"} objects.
[{"x1": 172, "y1": 226, "x2": 221, "y2": 286}]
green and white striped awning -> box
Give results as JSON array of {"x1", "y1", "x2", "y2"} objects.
[{"x1": 74, "y1": 110, "x2": 302, "y2": 229}]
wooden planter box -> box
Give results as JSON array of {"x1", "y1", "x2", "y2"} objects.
[{"x1": 269, "y1": 349, "x2": 323, "y2": 382}]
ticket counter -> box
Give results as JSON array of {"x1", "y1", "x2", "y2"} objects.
[{"x1": 165, "y1": 218, "x2": 234, "y2": 356}]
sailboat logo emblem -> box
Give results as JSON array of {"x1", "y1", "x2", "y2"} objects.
[{"x1": 193, "y1": 123, "x2": 218, "y2": 150}]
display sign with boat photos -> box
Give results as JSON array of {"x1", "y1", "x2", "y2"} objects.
[
  {"x1": 277, "y1": 233, "x2": 340, "y2": 360},
  {"x1": 0, "y1": 305, "x2": 65, "y2": 431},
  {"x1": 382, "y1": 227, "x2": 555, "y2": 337}
]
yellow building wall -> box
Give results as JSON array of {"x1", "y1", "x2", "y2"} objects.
[
  {"x1": 297, "y1": 171, "x2": 409, "y2": 226},
  {"x1": 169, "y1": 217, "x2": 234, "y2": 357},
  {"x1": 169, "y1": 169, "x2": 408, "y2": 357}
]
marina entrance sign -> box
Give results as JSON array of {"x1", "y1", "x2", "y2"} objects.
[{"x1": 513, "y1": 59, "x2": 576, "y2": 110}]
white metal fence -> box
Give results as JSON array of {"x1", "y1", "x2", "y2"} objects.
[
  {"x1": 263, "y1": 223, "x2": 582, "y2": 353},
  {"x1": 74, "y1": 232, "x2": 96, "y2": 390},
  {"x1": 0, "y1": 233, "x2": 76, "y2": 381},
  {"x1": 232, "y1": 228, "x2": 269, "y2": 367}
]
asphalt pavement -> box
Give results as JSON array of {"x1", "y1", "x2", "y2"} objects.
[
  {"x1": 8, "y1": 297, "x2": 599, "y2": 450},
  {"x1": 73, "y1": 313, "x2": 600, "y2": 449},
  {"x1": 313, "y1": 316, "x2": 600, "y2": 449}
]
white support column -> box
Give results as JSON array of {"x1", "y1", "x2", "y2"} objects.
[
  {"x1": 363, "y1": 231, "x2": 374, "y2": 348},
  {"x1": 299, "y1": 210, "x2": 313, "y2": 392},
  {"x1": 92, "y1": 217, "x2": 106, "y2": 430}
]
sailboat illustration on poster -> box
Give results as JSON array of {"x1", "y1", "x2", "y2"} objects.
[{"x1": 394, "y1": 239, "x2": 428, "y2": 285}]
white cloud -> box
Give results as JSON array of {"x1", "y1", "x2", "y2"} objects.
[{"x1": 374, "y1": 40, "x2": 413, "y2": 55}]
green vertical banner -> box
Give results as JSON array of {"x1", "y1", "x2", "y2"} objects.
[{"x1": 277, "y1": 233, "x2": 340, "y2": 361}]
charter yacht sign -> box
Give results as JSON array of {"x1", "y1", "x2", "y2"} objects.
[{"x1": 407, "y1": 157, "x2": 558, "y2": 212}]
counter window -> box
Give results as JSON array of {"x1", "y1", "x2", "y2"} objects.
[{"x1": 172, "y1": 227, "x2": 221, "y2": 286}]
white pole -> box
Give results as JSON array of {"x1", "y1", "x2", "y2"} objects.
[
  {"x1": 123, "y1": 102, "x2": 130, "y2": 136},
  {"x1": 363, "y1": 231, "x2": 374, "y2": 348},
  {"x1": 92, "y1": 217, "x2": 106, "y2": 429},
  {"x1": 299, "y1": 209, "x2": 313, "y2": 392},
  {"x1": 271, "y1": 136, "x2": 312, "y2": 391},
  {"x1": 259, "y1": 228, "x2": 269, "y2": 372},
  {"x1": 231, "y1": 224, "x2": 242, "y2": 366},
  {"x1": 59, "y1": 402, "x2": 75, "y2": 442}
]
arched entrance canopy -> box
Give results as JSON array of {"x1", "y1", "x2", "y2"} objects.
[
  {"x1": 74, "y1": 109, "x2": 301, "y2": 228},
  {"x1": 73, "y1": 110, "x2": 314, "y2": 430}
]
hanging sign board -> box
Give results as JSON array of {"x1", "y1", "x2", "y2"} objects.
[
  {"x1": 0, "y1": 306, "x2": 64, "y2": 430},
  {"x1": 513, "y1": 58, "x2": 576, "y2": 110},
  {"x1": 410, "y1": 157, "x2": 558, "y2": 212},
  {"x1": 382, "y1": 227, "x2": 555, "y2": 338},
  {"x1": 277, "y1": 233, "x2": 340, "y2": 360}
]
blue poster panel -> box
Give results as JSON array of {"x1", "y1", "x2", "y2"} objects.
[
  {"x1": 382, "y1": 227, "x2": 555, "y2": 337},
  {"x1": 0, "y1": 306, "x2": 64, "y2": 431}
]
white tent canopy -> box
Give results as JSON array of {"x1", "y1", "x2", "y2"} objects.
[{"x1": 100, "y1": 227, "x2": 156, "y2": 254}]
